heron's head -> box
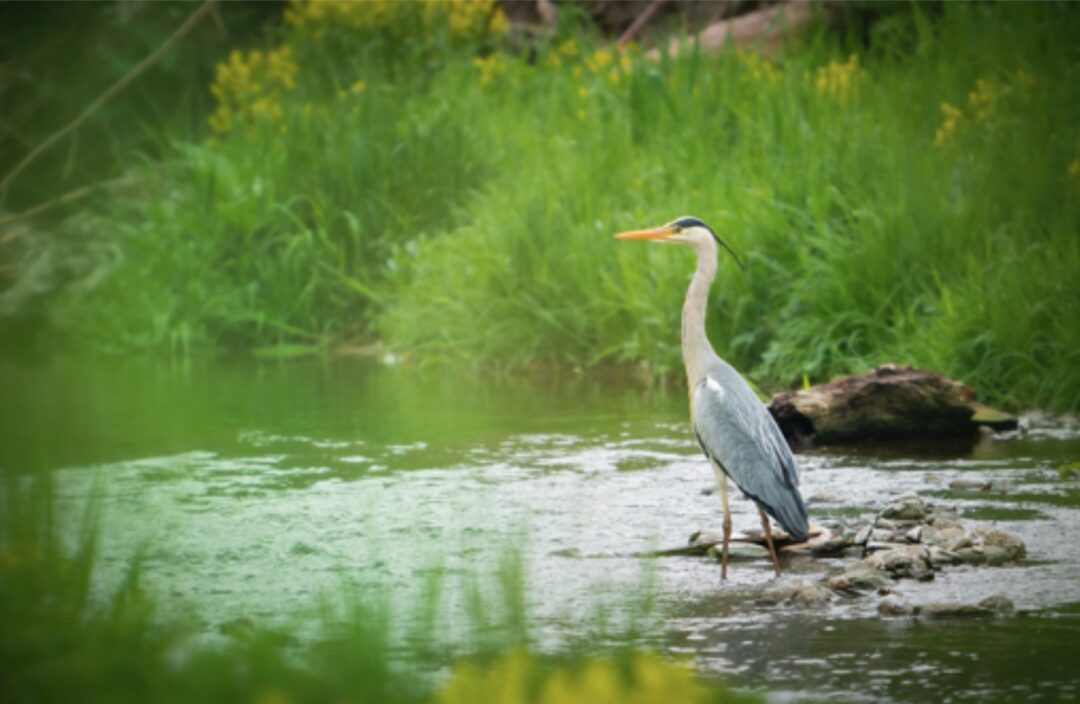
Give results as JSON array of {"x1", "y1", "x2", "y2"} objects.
[{"x1": 613, "y1": 216, "x2": 743, "y2": 268}]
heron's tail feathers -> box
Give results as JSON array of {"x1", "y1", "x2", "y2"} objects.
[{"x1": 761, "y1": 490, "x2": 809, "y2": 543}]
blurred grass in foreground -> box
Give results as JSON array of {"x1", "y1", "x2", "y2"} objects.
[
  {"x1": 17, "y1": 1, "x2": 1080, "y2": 410},
  {"x1": 0, "y1": 474, "x2": 758, "y2": 703}
]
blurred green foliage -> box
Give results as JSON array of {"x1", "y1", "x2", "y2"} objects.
[{"x1": 3, "y1": 1, "x2": 1079, "y2": 410}]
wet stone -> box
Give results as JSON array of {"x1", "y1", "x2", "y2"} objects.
[
  {"x1": 881, "y1": 495, "x2": 928, "y2": 522},
  {"x1": 927, "y1": 546, "x2": 962, "y2": 567},
  {"x1": 917, "y1": 603, "x2": 991, "y2": 619},
  {"x1": 864, "y1": 545, "x2": 933, "y2": 579},
  {"x1": 955, "y1": 547, "x2": 987, "y2": 565},
  {"x1": 970, "y1": 526, "x2": 1026, "y2": 561},
  {"x1": 759, "y1": 579, "x2": 832, "y2": 608},
  {"x1": 949, "y1": 478, "x2": 994, "y2": 493},
  {"x1": 827, "y1": 563, "x2": 887, "y2": 593},
  {"x1": 878, "y1": 595, "x2": 915, "y2": 617},
  {"x1": 875, "y1": 518, "x2": 898, "y2": 532},
  {"x1": 979, "y1": 594, "x2": 1015, "y2": 613}
]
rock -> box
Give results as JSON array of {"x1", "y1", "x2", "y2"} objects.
[
  {"x1": 875, "y1": 518, "x2": 898, "y2": 531},
  {"x1": 878, "y1": 595, "x2": 915, "y2": 617},
  {"x1": 970, "y1": 526, "x2": 1026, "y2": 561},
  {"x1": 807, "y1": 492, "x2": 845, "y2": 505},
  {"x1": 922, "y1": 520, "x2": 966, "y2": 547},
  {"x1": 982, "y1": 545, "x2": 1012, "y2": 566},
  {"x1": 865, "y1": 541, "x2": 909, "y2": 553},
  {"x1": 955, "y1": 547, "x2": 987, "y2": 565},
  {"x1": 949, "y1": 478, "x2": 994, "y2": 493},
  {"x1": 760, "y1": 579, "x2": 831, "y2": 607},
  {"x1": 905, "y1": 526, "x2": 923, "y2": 543},
  {"x1": 978, "y1": 594, "x2": 1015, "y2": 614},
  {"x1": 827, "y1": 563, "x2": 888, "y2": 593},
  {"x1": 853, "y1": 525, "x2": 872, "y2": 546},
  {"x1": 809, "y1": 533, "x2": 850, "y2": 557},
  {"x1": 927, "y1": 546, "x2": 962, "y2": 567},
  {"x1": 881, "y1": 495, "x2": 928, "y2": 522},
  {"x1": 871, "y1": 528, "x2": 896, "y2": 543},
  {"x1": 864, "y1": 545, "x2": 933, "y2": 579},
  {"x1": 916, "y1": 602, "x2": 996, "y2": 620}
]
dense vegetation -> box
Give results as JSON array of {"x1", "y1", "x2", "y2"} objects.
[{"x1": 4, "y1": 1, "x2": 1079, "y2": 410}]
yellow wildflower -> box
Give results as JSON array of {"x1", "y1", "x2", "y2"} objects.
[
  {"x1": 585, "y1": 48, "x2": 613, "y2": 74},
  {"x1": 967, "y1": 75, "x2": 1003, "y2": 123},
  {"x1": 934, "y1": 102, "x2": 963, "y2": 148},
  {"x1": 1069, "y1": 159, "x2": 1080, "y2": 178},
  {"x1": 473, "y1": 53, "x2": 507, "y2": 86},
  {"x1": 739, "y1": 49, "x2": 781, "y2": 87},
  {"x1": 208, "y1": 44, "x2": 298, "y2": 135},
  {"x1": 813, "y1": 54, "x2": 860, "y2": 103}
]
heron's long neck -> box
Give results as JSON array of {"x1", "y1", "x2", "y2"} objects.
[{"x1": 682, "y1": 238, "x2": 718, "y2": 389}]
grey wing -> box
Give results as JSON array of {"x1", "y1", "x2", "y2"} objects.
[{"x1": 692, "y1": 372, "x2": 809, "y2": 541}]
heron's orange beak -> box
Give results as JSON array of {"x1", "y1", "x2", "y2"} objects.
[{"x1": 613, "y1": 224, "x2": 676, "y2": 241}]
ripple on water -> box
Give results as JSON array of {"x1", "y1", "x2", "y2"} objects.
[{"x1": 48, "y1": 415, "x2": 1080, "y2": 703}]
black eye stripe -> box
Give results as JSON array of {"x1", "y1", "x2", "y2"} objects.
[{"x1": 671, "y1": 216, "x2": 709, "y2": 231}]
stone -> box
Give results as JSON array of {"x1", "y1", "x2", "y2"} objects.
[
  {"x1": 922, "y1": 521, "x2": 966, "y2": 547},
  {"x1": 905, "y1": 526, "x2": 923, "y2": 543},
  {"x1": 982, "y1": 545, "x2": 1012, "y2": 566},
  {"x1": 760, "y1": 579, "x2": 831, "y2": 607},
  {"x1": 927, "y1": 546, "x2": 962, "y2": 567},
  {"x1": 828, "y1": 563, "x2": 887, "y2": 592},
  {"x1": 875, "y1": 518, "x2": 898, "y2": 531},
  {"x1": 916, "y1": 602, "x2": 995, "y2": 620},
  {"x1": 881, "y1": 495, "x2": 928, "y2": 522},
  {"x1": 871, "y1": 528, "x2": 896, "y2": 543},
  {"x1": 949, "y1": 478, "x2": 993, "y2": 493},
  {"x1": 853, "y1": 525, "x2": 872, "y2": 546},
  {"x1": 810, "y1": 534, "x2": 851, "y2": 557},
  {"x1": 955, "y1": 547, "x2": 987, "y2": 565},
  {"x1": 878, "y1": 595, "x2": 915, "y2": 617},
  {"x1": 864, "y1": 545, "x2": 933, "y2": 579},
  {"x1": 978, "y1": 594, "x2": 1015, "y2": 613},
  {"x1": 807, "y1": 492, "x2": 845, "y2": 505},
  {"x1": 970, "y1": 526, "x2": 1026, "y2": 561}
]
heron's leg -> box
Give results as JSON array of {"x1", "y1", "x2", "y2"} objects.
[
  {"x1": 719, "y1": 474, "x2": 732, "y2": 581},
  {"x1": 758, "y1": 509, "x2": 782, "y2": 578}
]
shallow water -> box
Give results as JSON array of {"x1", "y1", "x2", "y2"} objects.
[{"x1": 3, "y1": 358, "x2": 1079, "y2": 702}]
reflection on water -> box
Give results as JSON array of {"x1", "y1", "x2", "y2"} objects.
[{"x1": 2, "y1": 357, "x2": 1080, "y2": 702}]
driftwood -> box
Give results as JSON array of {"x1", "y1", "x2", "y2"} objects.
[{"x1": 767, "y1": 364, "x2": 1018, "y2": 445}]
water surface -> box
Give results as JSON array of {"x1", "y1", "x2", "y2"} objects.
[{"x1": 3, "y1": 357, "x2": 1079, "y2": 703}]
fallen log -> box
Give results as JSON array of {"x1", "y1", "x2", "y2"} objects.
[{"x1": 767, "y1": 364, "x2": 1018, "y2": 445}]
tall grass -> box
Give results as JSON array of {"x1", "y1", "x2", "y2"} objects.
[{"x1": 45, "y1": 2, "x2": 1080, "y2": 409}]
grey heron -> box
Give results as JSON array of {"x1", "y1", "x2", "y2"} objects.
[{"x1": 615, "y1": 216, "x2": 808, "y2": 578}]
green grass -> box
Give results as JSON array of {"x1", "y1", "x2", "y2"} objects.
[{"x1": 26, "y1": 2, "x2": 1080, "y2": 410}]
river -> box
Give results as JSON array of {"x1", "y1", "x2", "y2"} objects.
[{"x1": 2, "y1": 357, "x2": 1078, "y2": 702}]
